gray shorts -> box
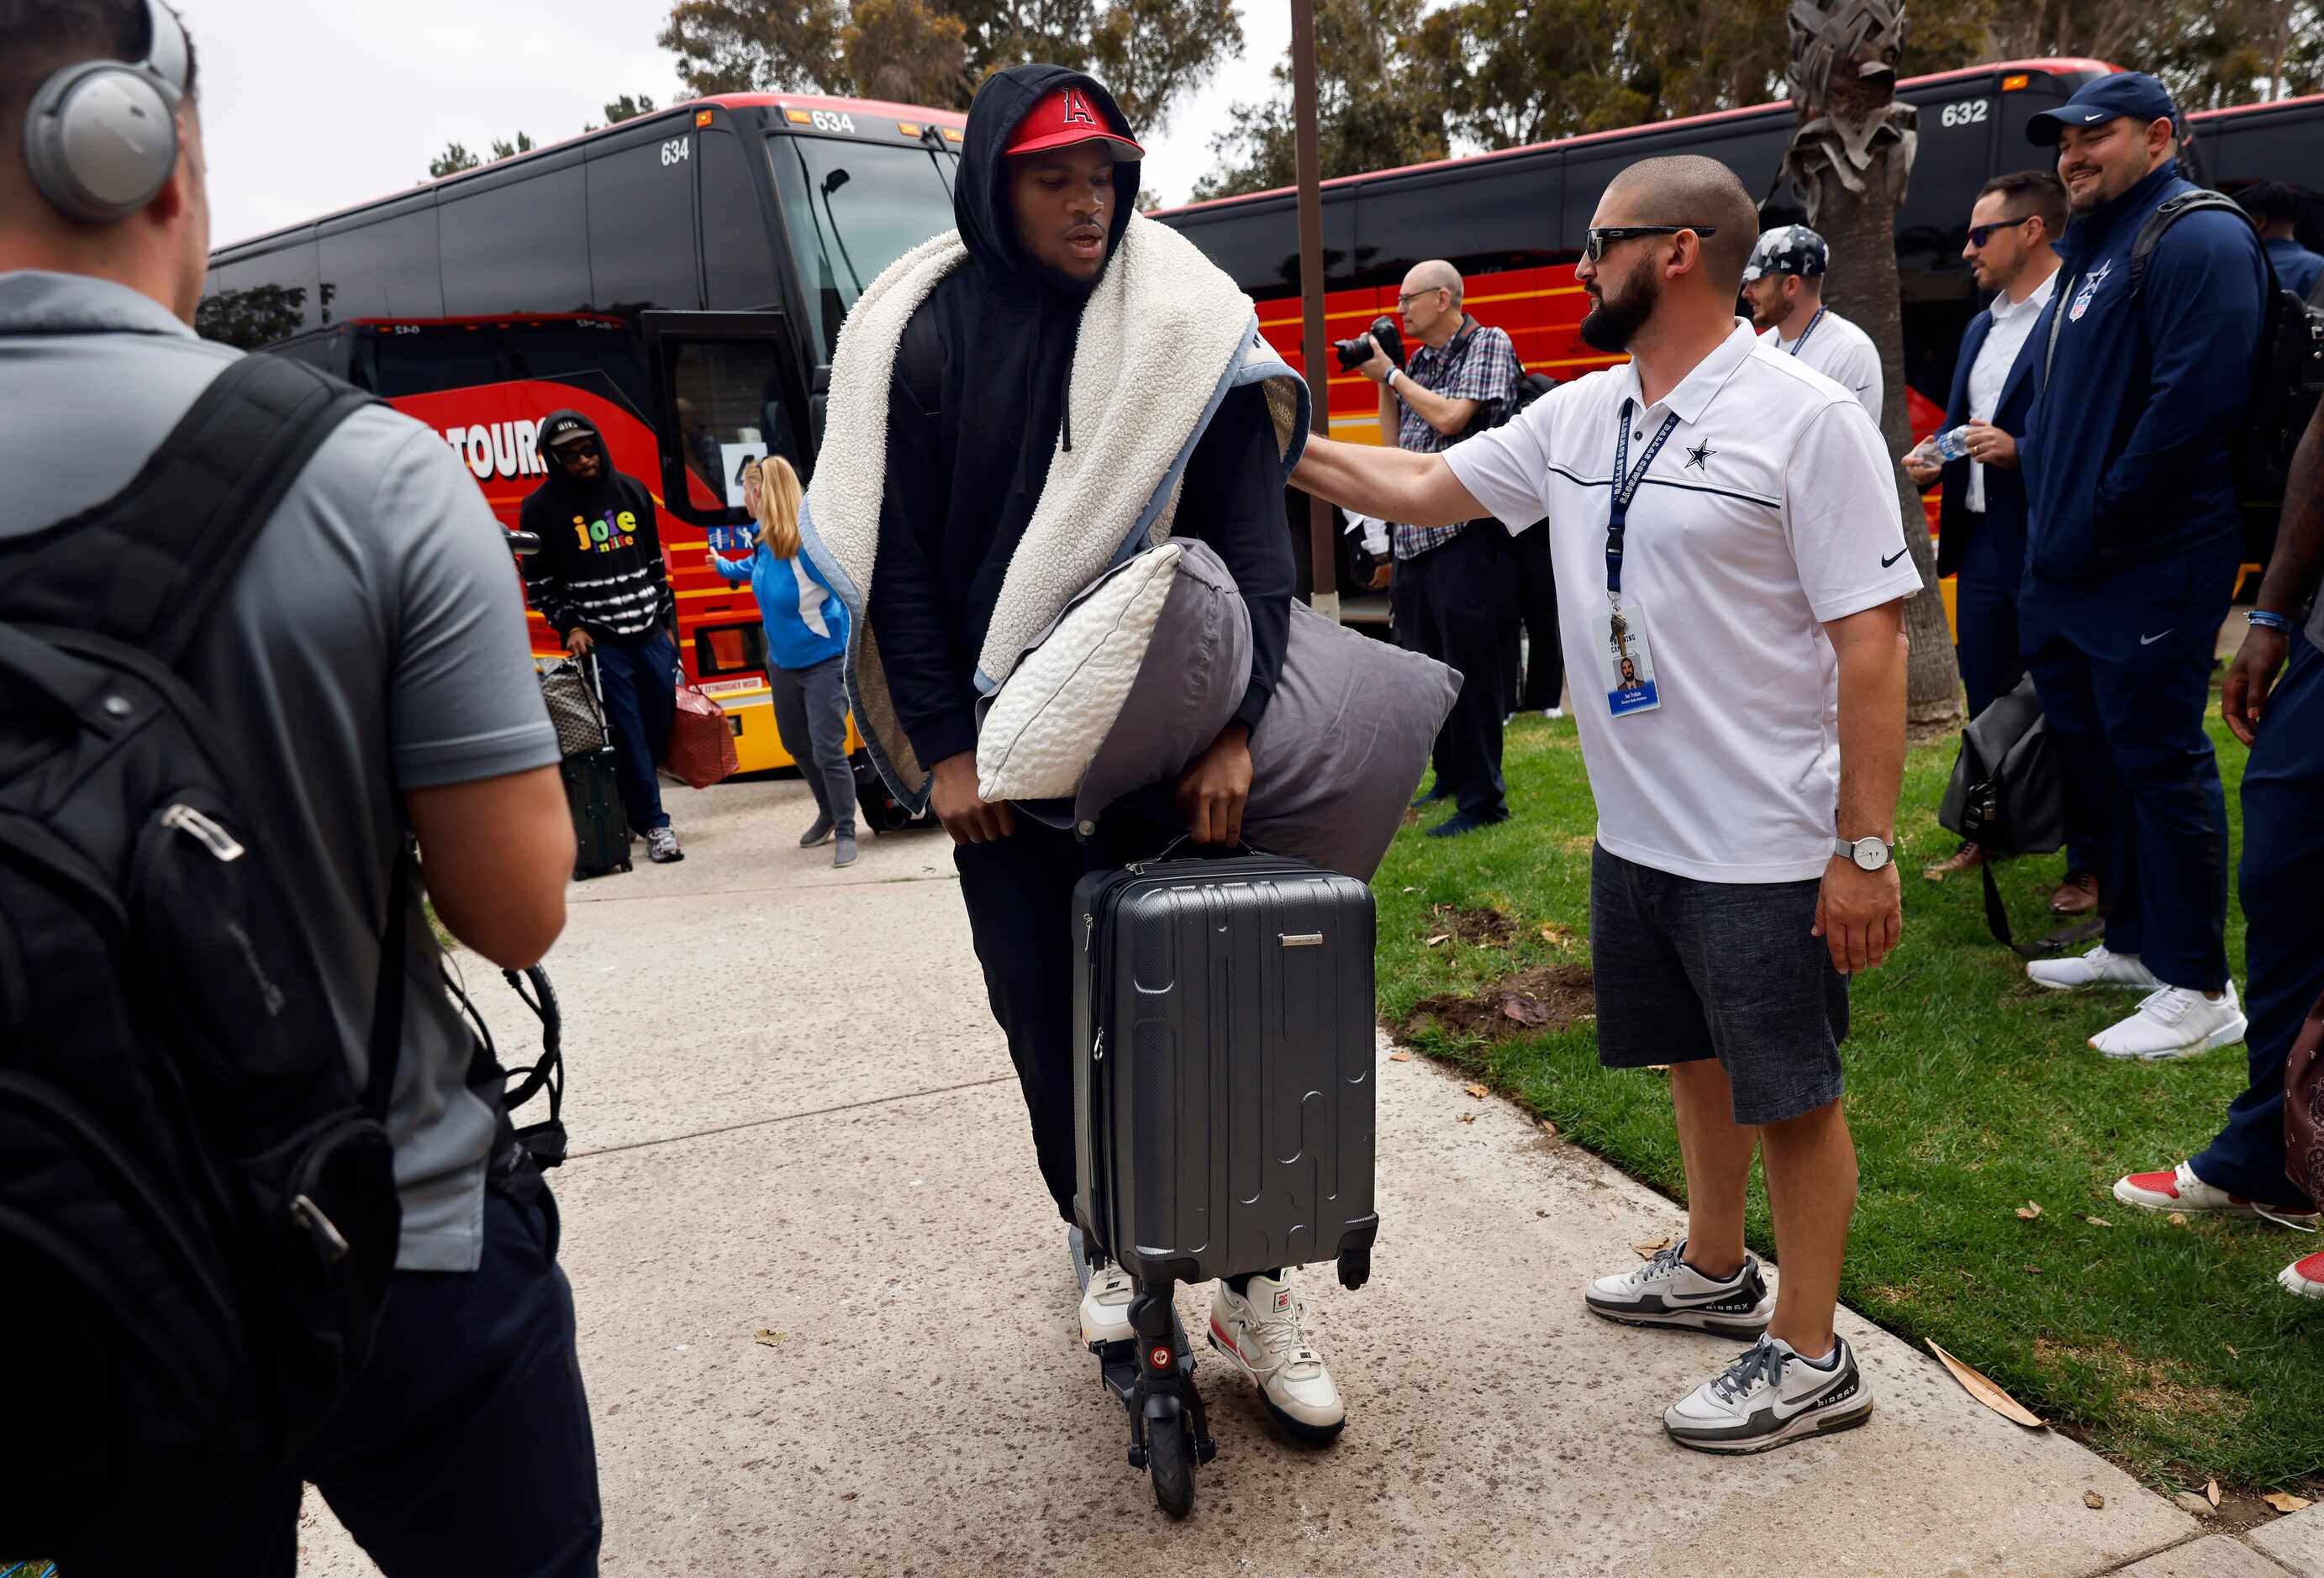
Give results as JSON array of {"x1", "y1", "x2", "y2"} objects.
[{"x1": 1589, "y1": 844, "x2": 1847, "y2": 1125}]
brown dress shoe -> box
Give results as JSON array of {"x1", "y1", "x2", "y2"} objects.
[
  {"x1": 1922, "y1": 840, "x2": 1989, "y2": 880},
  {"x1": 2051, "y1": 870, "x2": 2100, "y2": 916}
]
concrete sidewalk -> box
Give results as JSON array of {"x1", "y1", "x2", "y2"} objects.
[{"x1": 298, "y1": 776, "x2": 2292, "y2": 1577}]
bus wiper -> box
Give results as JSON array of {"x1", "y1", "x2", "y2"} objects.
[
  {"x1": 819, "y1": 169, "x2": 867, "y2": 296},
  {"x1": 917, "y1": 125, "x2": 956, "y2": 198}
]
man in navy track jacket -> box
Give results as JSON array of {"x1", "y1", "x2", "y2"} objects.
[{"x1": 2016, "y1": 71, "x2": 2269, "y2": 1060}]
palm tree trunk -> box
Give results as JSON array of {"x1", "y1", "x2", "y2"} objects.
[{"x1": 1782, "y1": 2, "x2": 1963, "y2": 727}]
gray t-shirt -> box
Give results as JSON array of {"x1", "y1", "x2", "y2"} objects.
[{"x1": 0, "y1": 271, "x2": 561, "y2": 1271}]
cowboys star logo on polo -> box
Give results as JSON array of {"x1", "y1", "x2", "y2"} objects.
[
  {"x1": 1684, "y1": 441, "x2": 1715, "y2": 471},
  {"x1": 2068, "y1": 260, "x2": 2112, "y2": 323},
  {"x1": 1062, "y1": 89, "x2": 1098, "y2": 127}
]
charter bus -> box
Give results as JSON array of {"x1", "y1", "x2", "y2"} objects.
[
  {"x1": 1151, "y1": 59, "x2": 2324, "y2": 621},
  {"x1": 199, "y1": 93, "x2": 966, "y2": 772},
  {"x1": 203, "y1": 64, "x2": 2324, "y2": 698}
]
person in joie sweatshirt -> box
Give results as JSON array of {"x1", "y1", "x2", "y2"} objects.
[{"x1": 520, "y1": 408, "x2": 686, "y2": 862}]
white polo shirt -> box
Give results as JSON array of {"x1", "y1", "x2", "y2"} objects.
[
  {"x1": 1444, "y1": 320, "x2": 1921, "y2": 883},
  {"x1": 1760, "y1": 307, "x2": 1882, "y2": 424}
]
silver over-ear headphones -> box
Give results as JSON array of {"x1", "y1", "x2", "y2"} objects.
[{"x1": 24, "y1": 0, "x2": 192, "y2": 223}]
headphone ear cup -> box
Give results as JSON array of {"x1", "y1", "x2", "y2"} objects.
[{"x1": 25, "y1": 62, "x2": 182, "y2": 223}]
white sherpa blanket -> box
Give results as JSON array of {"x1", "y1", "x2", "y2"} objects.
[{"x1": 798, "y1": 211, "x2": 1310, "y2": 813}]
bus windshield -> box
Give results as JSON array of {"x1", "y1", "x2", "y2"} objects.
[{"x1": 771, "y1": 134, "x2": 957, "y2": 362}]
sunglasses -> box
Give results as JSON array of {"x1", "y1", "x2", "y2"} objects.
[
  {"x1": 1584, "y1": 224, "x2": 1717, "y2": 263},
  {"x1": 1965, "y1": 215, "x2": 2035, "y2": 250}
]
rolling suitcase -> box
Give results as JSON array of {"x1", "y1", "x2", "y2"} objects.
[
  {"x1": 1072, "y1": 844, "x2": 1379, "y2": 1291},
  {"x1": 553, "y1": 653, "x2": 630, "y2": 880}
]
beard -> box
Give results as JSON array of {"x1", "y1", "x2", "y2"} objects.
[{"x1": 1580, "y1": 263, "x2": 1659, "y2": 352}]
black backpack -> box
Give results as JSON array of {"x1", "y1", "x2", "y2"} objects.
[
  {"x1": 0, "y1": 354, "x2": 404, "y2": 1547},
  {"x1": 2130, "y1": 191, "x2": 2324, "y2": 564},
  {"x1": 1936, "y1": 676, "x2": 2093, "y2": 956}
]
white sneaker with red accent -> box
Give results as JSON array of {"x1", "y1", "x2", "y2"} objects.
[
  {"x1": 1078, "y1": 1265, "x2": 1136, "y2": 1346},
  {"x1": 1209, "y1": 1272, "x2": 1346, "y2": 1441},
  {"x1": 2281, "y1": 1250, "x2": 2324, "y2": 1300},
  {"x1": 2089, "y1": 984, "x2": 2247, "y2": 1060},
  {"x1": 2114, "y1": 1161, "x2": 2321, "y2": 1224}
]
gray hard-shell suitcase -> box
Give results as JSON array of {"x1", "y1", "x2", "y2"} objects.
[{"x1": 1072, "y1": 847, "x2": 1379, "y2": 1291}]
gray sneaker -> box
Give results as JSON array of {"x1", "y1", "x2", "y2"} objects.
[
  {"x1": 1664, "y1": 1334, "x2": 1872, "y2": 1454},
  {"x1": 798, "y1": 811, "x2": 835, "y2": 848},
  {"x1": 832, "y1": 832, "x2": 858, "y2": 868},
  {"x1": 646, "y1": 826, "x2": 684, "y2": 863},
  {"x1": 1586, "y1": 1239, "x2": 1773, "y2": 1337}
]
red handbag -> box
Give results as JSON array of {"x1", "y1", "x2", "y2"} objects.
[
  {"x1": 2284, "y1": 987, "x2": 2324, "y2": 1205},
  {"x1": 663, "y1": 682, "x2": 740, "y2": 790}
]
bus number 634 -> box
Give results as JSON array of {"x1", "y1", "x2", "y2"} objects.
[{"x1": 661, "y1": 137, "x2": 692, "y2": 166}]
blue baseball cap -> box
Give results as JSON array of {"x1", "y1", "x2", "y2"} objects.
[{"x1": 2025, "y1": 71, "x2": 2178, "y2": 145}]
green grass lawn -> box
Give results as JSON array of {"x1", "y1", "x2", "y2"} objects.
[{"x1": 1378, "y1": 704, "x2": 2321, "y2": 1495}]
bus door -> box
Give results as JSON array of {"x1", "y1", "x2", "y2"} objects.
[{"x1": 640, "y1": 309, "x2": 841, "y2": 770}]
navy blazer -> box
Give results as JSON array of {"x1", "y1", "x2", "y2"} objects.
[{"x1": 1933, "y1": 302, "x2": 2041, "y2": 581}]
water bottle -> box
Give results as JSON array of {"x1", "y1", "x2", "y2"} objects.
[{"x1": 1930, "y1": 425, "x2": 1974, "y2": 462}]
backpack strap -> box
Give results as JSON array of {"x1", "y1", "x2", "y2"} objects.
[
  {"x1": 0, "y1": 353, "x2": 374, "y2": 665},
  {"x1": 2130, "y1": 190, "x2": 2273, "y2": 299}
]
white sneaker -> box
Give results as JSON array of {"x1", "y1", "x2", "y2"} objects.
[
  {"x1": 2089, "y1": 983, "x2": 2247, "y2": 1060},
  {"x1": 1585, "y1": 1239, "x2": 1773, "y2": 1337},
  {"x1": 1078, "y1": 1265, "x2": 1136, "y2": 1346},
  {"x1": 1209, "y1": 1272, "x2": 1346, "y2": 1439},
  {"x1": 1664, "y1": 1334, "x2": 1872, "y2": 1454},
  {"x1": 2026, "y1": 944, "x2": 2161, "y2": 992},
  {"x1": 1543, "y1": 707, "x2": 1564, "y2": 720}
]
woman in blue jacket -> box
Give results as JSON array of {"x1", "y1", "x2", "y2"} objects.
[{"x1": 709, "y1": 457, "x2": 857, "y2": 867}]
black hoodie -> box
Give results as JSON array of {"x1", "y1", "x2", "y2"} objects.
[
  {"x1": 519, "y1": 408, "x2": 674, "y2": 646},
  {"x1": 870, "y1": 63, "x2": 1294, "y2": 771}
]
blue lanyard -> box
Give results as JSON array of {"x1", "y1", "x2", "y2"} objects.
[
  {"x1": 1605, "y1": 398, "x2": 1681, "y2": 602},
  {"x1": 1784, "y1": 306, "x2": 1826, "y2": 357}
]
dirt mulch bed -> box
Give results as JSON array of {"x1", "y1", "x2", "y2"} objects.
[
  {"x1": 1405, "y1": 963, "x2": 1597, "y2": 1042},
  {"x1": 1423, "y1": 903, "x2": 1520, "y2": 946}
]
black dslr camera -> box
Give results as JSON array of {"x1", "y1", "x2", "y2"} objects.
[{"x1": 1333, "y1": 315, "x2": 1406, "y2": 373}]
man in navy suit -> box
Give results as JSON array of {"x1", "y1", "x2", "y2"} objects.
[{"x1": 1910, "y1": 171, "x2": 2100, "y2": 913}]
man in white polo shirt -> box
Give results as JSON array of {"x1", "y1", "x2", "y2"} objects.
[
  {"x1": 1741, "y1": 224, "x2": 1884, "y2": 424},
  {"x1": 1290, "y1": 153, "x2": 1917, "y2": 1454}
]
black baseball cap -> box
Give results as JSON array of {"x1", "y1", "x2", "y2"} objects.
[
  {"x1": 544, "y1": 415, "x2": 595, "y2": 448},
  {"x1": 2026, "y1": 71, "x2": 2178, "y2": 146}
]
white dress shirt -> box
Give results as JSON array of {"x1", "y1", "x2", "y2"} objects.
[{"x1": 1963, "y1": 267, "x2": 2058, "y2": 512}]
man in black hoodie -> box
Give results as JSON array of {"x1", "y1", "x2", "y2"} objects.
[
  {"x1": 871, "y1": 66, "x2": 1346, "y2": 1436},
  {"x1": 522, "y1": 410, "x2": 685, "y2": 862}
]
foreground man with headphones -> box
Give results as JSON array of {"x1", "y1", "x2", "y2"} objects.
[{"x1": 0, "y1": 2, "x2": 599, "y2": 1570}]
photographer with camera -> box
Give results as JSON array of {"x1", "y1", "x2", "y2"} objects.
[{"x1": 1350, "y1": 259, "x2": 1520, "y2": 835}]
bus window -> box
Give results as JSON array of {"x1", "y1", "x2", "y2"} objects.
[
  {"x1": 319, "y1": 203, "x2": 443, "y2": 323},
  {"x1": 1357, "y1": 157, "x2": 1561, "y2": 283},
  {"x1": 587, "y1": 134, "x2": 699, "y2": 312},
  {"x1": 505, "y1": 319, "x2": 655, "y2": 418},
  {"x1": 769, "y1": 134, "x2": 957, "y2": 360},
  {"x1": 441, "y1": 160, "x2": 590, "y2": 317},
  {"x1": 701, "y1": 128, "x2": 783, "y2": 310},
  {"x1": 197, "y1": 234, "x2": 320, "y2": 349}
]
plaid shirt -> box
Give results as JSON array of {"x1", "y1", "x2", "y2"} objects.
[{"x1": 1391, "y1": 320, "x2": 1518, "y2": 560}]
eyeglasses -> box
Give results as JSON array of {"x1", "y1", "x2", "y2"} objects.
[
  {"x1": 1396, "y1": 287, "x2": 1445, "y2": 308},
  {"x1": 1965, "y1": 215, "x2": 2036, "y2": 250},
  {"x1": 1584, "y1": 224, "x2": 1716, "y2": 263}
]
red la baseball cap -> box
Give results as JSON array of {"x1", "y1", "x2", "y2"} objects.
[{"x1": 1004, "y1": 86, "x2": 1144, "y2": 160}]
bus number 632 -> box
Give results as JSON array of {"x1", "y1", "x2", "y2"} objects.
[{"x1": 1938, "y1": 99, "x2": 1990, "y2": 129}]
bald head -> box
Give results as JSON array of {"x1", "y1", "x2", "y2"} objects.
[
  {"x1": 1599, "y1": 155, "x2": 1760, "y2": 293},
  {"x1": 1397, "y1": 258, "x2": 1467, "y2": 348}
]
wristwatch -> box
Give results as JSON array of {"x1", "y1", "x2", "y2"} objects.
[{"x1": 1833, "y1": 835, "x2": 1895, "y2": 872}]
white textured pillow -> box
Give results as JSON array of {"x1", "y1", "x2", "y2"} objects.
[{"x1": 978, "y1": 544, "x2": 1188, "y2": 802}]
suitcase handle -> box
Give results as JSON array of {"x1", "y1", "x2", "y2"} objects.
[{"x1": 1136, "y1": 834, "x2": 1260, "y2": 868}]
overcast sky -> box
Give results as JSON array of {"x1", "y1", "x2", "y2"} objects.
[{"x1": 198, "y1": 0, "x2": 1292, "y2": 249}]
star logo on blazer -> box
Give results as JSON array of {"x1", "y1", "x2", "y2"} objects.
[{"x1": 1684, "y1": 441, "x2": 1716, "y2": 471}]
